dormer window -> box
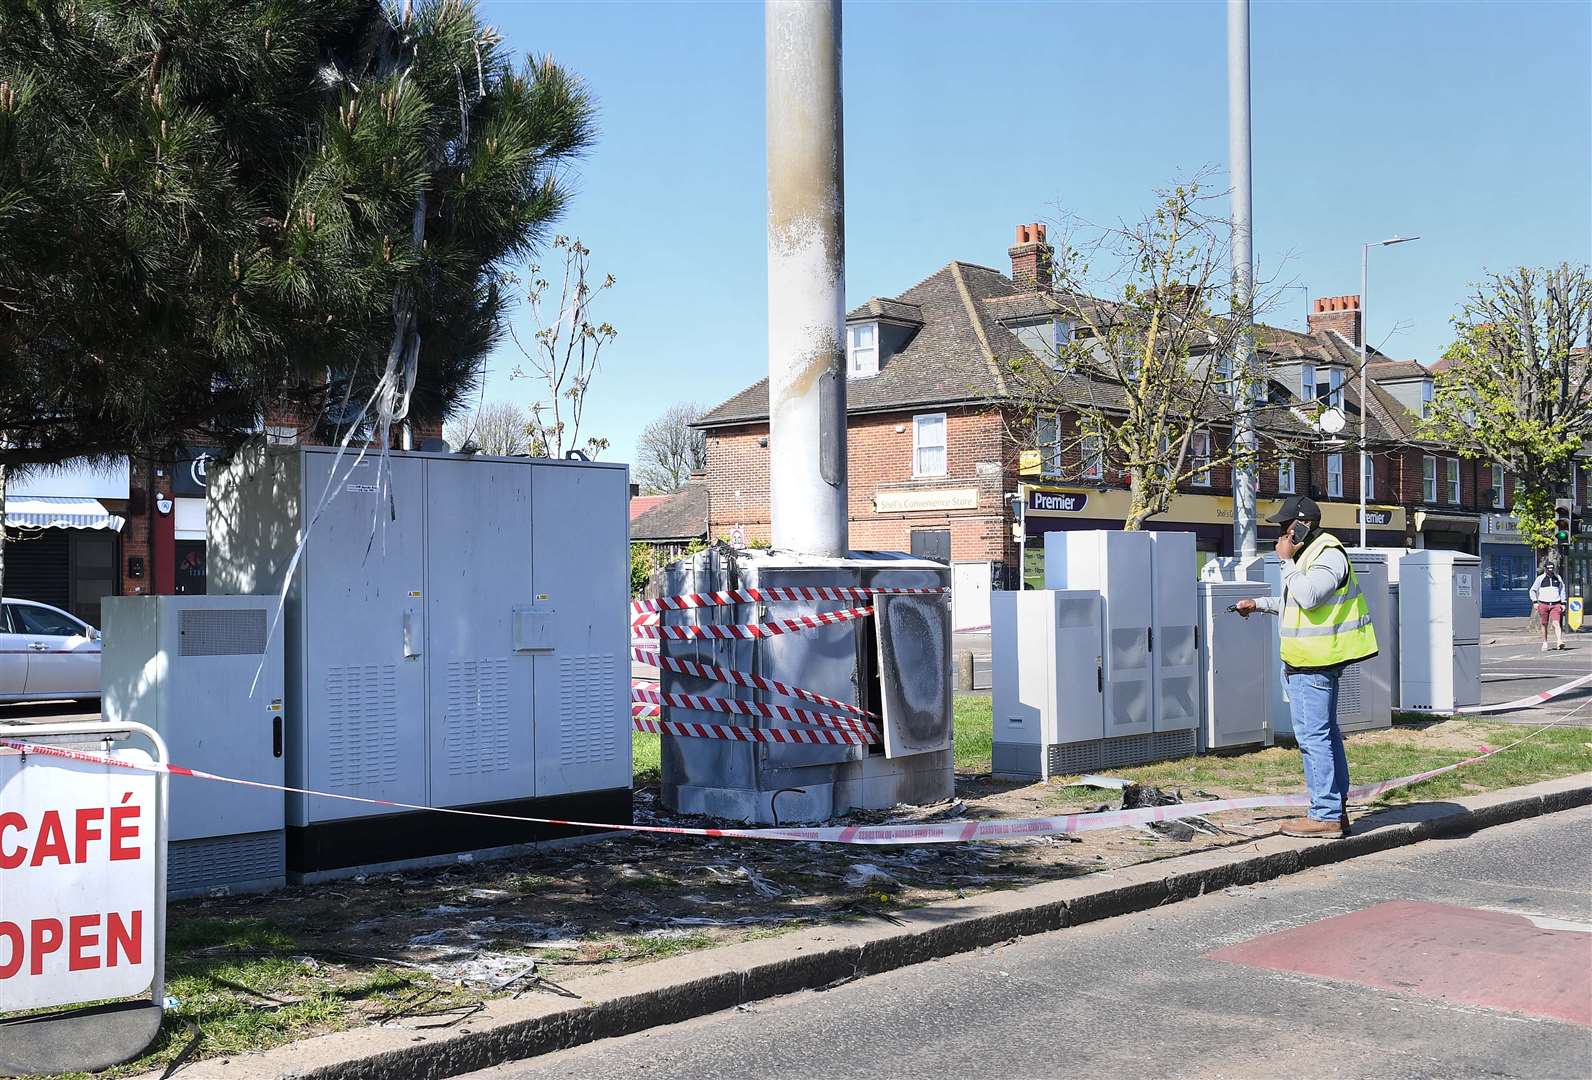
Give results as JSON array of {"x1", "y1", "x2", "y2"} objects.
[
  {"x1": 1013, "y1": 319, "x2": 1071, "y2": 365},
  {"x1": 1421, "y1": 379, "x2": 1433, "y2": 418},
  {"x1": 847, "y1": 322, "x2": 879, "y2": 379}
]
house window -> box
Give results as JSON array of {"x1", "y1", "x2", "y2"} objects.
[
  {"x1": 1491, "y1": 464, "x2": 1505, "y2": 509},
  {"x1": 1037, "y1": 414, "x2": 1061, "y2": 478},
  {"x1": 1423, "y1": 456, "x2": 1437, "y2": 503},
  {"x1": 1327, "y1": 454, "x2": 1343, "y2": 498},
  {"x1": 1214, "y1": 352, "x2": 1233, "y2": 390},
  {"x1": 847, "y1": 323, "x2": 879, "y2": 379},
  {"x1": 1082, "y1": 434, "x2": 1105, "y2": 481},
  {"x1": 1278, "y1": 458, "x2": 1297, "y2": 495},
  {"x1": 1190, "y1": 431, "x2": 1212, "y2": 487},
  {"x1": 1421, "y1": 379, "x2": 1434, "y2": 419},
  {"x1": 1327, "y1": 368, "x2": 1344, "y2": 410},
  {"x1": 1300, "y1": 362, "x2": 1316, "y2": 403},
  {"x1": 1362, "y1": 455, "x2": 1374, "y2": 500},
  {"x1": 913, "y1": 413, "x2": 947, "y2": 477},
  {"x1": 1446, "y1": 458, "x2": 1460, "y2": 504}
]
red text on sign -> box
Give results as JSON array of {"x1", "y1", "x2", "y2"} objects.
[
  {"x1": 0, "y1": 911, "x2": 143, "y2": 979},
  {"x1": 0, "y1": 794, "x2": 141, "y2": 869}
]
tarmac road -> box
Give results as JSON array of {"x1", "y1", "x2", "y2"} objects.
[
  {"x1": 465, "y1": 805, "x2": 1592, "y2": 1080},
  {"x1": 1476, "y1": 616, "x2": 1591, "y2": 725}
]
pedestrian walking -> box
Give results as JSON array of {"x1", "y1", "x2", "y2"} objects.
[
  {"x1": 1234, "y1": 496, "x2": 1379, "y2": 838},
  {"x1": 1529, "y1": 561, "x2": 1568, "y2": 651}
]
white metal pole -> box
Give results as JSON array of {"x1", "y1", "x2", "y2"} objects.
[
  {"x1": 765, "y1": 0, "x2": 848, "y2": 556},
  {"x1": 1360, "y1": 242, "x2": 1369, "y2": 548},
  {"x1": 1228, "y1": 0, "x2": 1258, "y2": 559}
]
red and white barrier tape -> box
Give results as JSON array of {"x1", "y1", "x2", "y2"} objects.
[
  {"x1": 632, "y1": 605, "x2": 873, "y2": 641},
  {"x1": 631, "y1": 586, "x2": 945, "y2": 616},
  {"x1": 630, "y1": 716, "x2": 875, "y2": 746},
  {"x1": 631, "y1": 648, "x2": 876, "y2": 719},
  {"x1": 629, "y1": 687, "x2": 877, "y2": 739},
  {"x1": 1455, "y1": 672, "x2": 1592, "y2": 715},
  {"x1": 2, "y1": 721, "x2": 1560, "y2": 846},
  {"x1": 630, "y1": 679, "x2": 661, "y2": 718}
]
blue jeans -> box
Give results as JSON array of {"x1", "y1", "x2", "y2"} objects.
[{"x1": 1285, "y1": 670, "x2": 1349, "y2": 821}]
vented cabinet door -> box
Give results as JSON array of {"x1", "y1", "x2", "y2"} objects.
[
  {"x1": 531, "y1": 463, "x2": 630, "y2": 796},
  {"x1": 425, "y1": 459, "x2": 535, "y2": 807},
  {"x1": 299, "y1": 452, "x2": 427, "y2": 821}
]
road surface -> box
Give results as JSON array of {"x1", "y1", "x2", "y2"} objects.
[{"x1": 466, "y1": 805, "x2": 1592, "y2": 1080}]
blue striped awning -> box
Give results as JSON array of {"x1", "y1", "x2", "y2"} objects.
[{"x1": 4, "y1": 496, "x2": 125, "y2": 531}]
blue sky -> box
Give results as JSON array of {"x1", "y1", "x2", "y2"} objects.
[{"x1": 476, "y1": 0, "x2": 1591, "y2": 468}]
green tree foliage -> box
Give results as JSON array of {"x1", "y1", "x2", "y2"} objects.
[
  {"x1": 629, "y1": 541, "x2": 656, "y2": 597},
  {"x1": 1422, "y1": 265, "x2": 1592, "y2": 551},
  {"x1": 1003, "y1": 179, "x2": 1298, "y2": 529},
  {"x1": 0, "y1": 0, "x2": 596, "y2": 472}
]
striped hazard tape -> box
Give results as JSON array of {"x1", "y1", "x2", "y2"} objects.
[
  {"x1": 631, "y1": 648, "x2": 875, "y2": 719},
  {"x1": 632, "y1": 605, "x2": 873, "y2": 641},
  {"x1": 2, "y1": 721, "x2": 1563, "y2": 846},
  {"x1": 629, "y1": 687, "x2": 877, "y2": 739},
  {"x1": 1456, "y1": 671, "x2": 1592, "y2": 715},
  {"x1": 630, "y1": 716, "x2": 876, "y2": 746},
  {"x1": 631, "y1": 586, "x2": 945, "y2": 616}
]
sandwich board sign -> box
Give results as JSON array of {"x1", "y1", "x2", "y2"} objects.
[{"x1": 0, "y1": 734, "x2": 166, "y2": 1074}]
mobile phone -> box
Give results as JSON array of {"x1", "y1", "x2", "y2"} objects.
[{"x1": 1288, "y1": 520, "x2": 1311, "y2": 545}]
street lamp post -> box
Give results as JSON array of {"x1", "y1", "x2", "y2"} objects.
[{"x1": 1359, "y1": 234, "x2": 1420, "y2": 547}]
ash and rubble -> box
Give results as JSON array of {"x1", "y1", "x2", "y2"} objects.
[{"x1": 173, "y1": 777, "x2": 1289, "y2": 993}]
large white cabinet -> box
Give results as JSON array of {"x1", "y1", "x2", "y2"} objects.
[
  {"x1": 1040, "y1": 529, "x2": 1200, "y2": 766},
  {"x1": 208, "y1": 446, "x2": 631, "y2": 878},
  {"x1": 1197, "y1": 582, "x2": 1271, "y2": 749},
  {"x1": 991, "y1": 590, "x2": 1104, "y2": 779},
  {"x1": 1398, "y1": 551, "x2": 1481, "y2": 712}
]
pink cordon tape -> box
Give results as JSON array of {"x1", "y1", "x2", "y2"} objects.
[
  {"x1": 630, "y1": 687, "x2": 878, "y2": 739},
  {"x1": 632, "y1": 606, "x2": 873, "y2": 641},
  {"x1": 1455, "y1": 672, "x2": 1592, "y2": 715},
  {"x1": 631, "y1": 716, "x2": 876, "y2": 746},
  {"x1": 632, "y1": 648, "x2": 876, "y2": 719},
  {"x1": 1, "y1": 722, "x2": 1561, "y2": 846},
  {"x1": 631, "y1": 586, "x2": 946, "y2": 616}
]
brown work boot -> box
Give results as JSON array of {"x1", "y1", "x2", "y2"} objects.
[{"x1": 1280, "y1": 816, "x2": 1347, "y2": 838}]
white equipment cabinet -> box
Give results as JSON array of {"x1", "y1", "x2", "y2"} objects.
[
  {"x1": 1197, "y1": 582, "x2": 1270, "y2": 750},
  {"x1": 102, "y1": 595, "x2": 286, "y2": 897},
  {"x1": 208, "y1": 446, "x2": 630, "y2": 879},
  {"x1": 991, "y1": 590, "x2": 1104, "y2": 779},
  {"x1": 1043, "y1": 529, "x2": 1199, "y2": 765},
  {"x1": 1398, "y1": 551, "x2": 1481, "y2": 712},
  {"x1": 1148, "y1": 532, "x2": 1199, "y2": 736}
]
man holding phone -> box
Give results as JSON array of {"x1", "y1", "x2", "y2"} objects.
[{"x1": 1233, "y1": 496, "x2": 1379, "y2": 838}]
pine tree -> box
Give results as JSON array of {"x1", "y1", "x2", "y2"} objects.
[{"x1": 0, "y1": 0, "x2": 595, "y2": 469}]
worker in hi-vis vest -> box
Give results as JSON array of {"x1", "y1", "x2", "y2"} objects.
[{"x1": 1234, "y1": 496, "x2": 1379, "y2": 838}]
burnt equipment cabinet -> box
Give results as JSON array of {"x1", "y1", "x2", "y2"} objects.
[
  {"x1": 207, "y1": 446, "x2": 631, "y2": 879},
  {"x1": 658, "y1": 549, "x2": 954, "y2": 824}
]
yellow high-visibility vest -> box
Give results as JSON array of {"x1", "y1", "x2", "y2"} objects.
[{"x1": 1279, "y1": 532, "x2": 1379, "y2": 668}]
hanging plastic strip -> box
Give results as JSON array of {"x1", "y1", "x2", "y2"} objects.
[{"x1": 2, "y1": 722, "x2": 1564, "y2": 846}]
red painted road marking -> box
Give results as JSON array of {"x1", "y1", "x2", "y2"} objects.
[{"x1": 1207, "y1": 900, "x2": 1592, "y2": 1027}]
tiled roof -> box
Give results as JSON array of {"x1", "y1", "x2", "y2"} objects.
[
  {"x1": 628, "y1": 495, "x2": 670, "y2": 520},
  {"x1": 1366, "y1": 359, "x2": 1428, "y2": 380},
  {"x1": 846, "y1": 297, "x2": 924, "y2": 324},
  {"x1": 697, "y1": 258, "x2": 1414, "y2": 451},
  {"x1": 630, "y1": 482, "x2": 708, "y2": 542}
]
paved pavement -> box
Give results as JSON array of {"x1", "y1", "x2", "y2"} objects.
[
  {"x1": 465, "y1": 805, "x2": 1592, "y2": 1080},
  {"x1": 1477, "y1": 617, "x2": 1591, "y2": 725}
]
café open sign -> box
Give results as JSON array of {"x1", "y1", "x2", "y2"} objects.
[{"x1": 0, "y1": 748, "x2": 157, "y2": 1012}]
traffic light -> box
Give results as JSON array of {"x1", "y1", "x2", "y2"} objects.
[{"x1": 1553, "y1": 498, "x2": 1573, "y2": 546}]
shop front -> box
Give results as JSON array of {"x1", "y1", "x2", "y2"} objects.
[
  {"x1": 1019, "y1": 484, "x2": 1408, "y2": 587},
  {"x1": 3, "y1": 460, "x2": 129, "y2": 626},
  {"x1": 1478, "y1": 513, "x2": 1536, "y2": 618}
]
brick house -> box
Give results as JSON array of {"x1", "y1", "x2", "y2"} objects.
[{"x1": 695, "y1": 225, "x2": 1573, "y2": 592}]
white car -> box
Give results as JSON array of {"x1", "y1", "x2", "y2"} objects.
[{"x1": 0, "y1": 598, "x2": 102, "y2": 704}]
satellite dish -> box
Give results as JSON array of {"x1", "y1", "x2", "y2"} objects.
[{"x1": 1317, "y1": 407, "x2": 1346, "y2": 435}]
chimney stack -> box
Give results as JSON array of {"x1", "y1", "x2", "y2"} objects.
[
  {"x1": 1308, "y1": 294, "x2": 1362, "y2": 345},
  {"x1": 1009, "y1": 223, "x2": 1053, "y2": 292}
]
